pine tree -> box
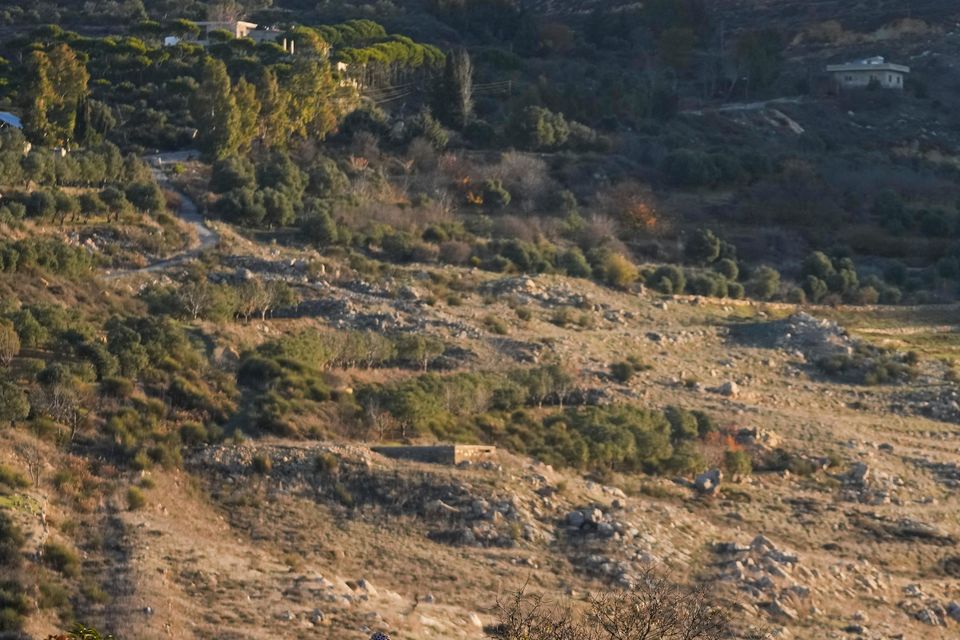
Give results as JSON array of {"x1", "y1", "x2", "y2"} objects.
[
  {"x1": 254, "y1": 67, "x2": 293, "y2": 148},
  {"x1": 287, "y1": 58, "x2": 350, "y2": 141},
  {"x1": 22, "y1": 51, "x2": 55, "y2": 144},
  {"x1": 232, "y1": 77, "x2": 260, "y2": 153},
  {"x1": 433, "y1": 49, "x2": 473, "y2": 130},
  {"x1": 190, "y1": 57, "x2": 241, "y2": 160},
  {"x1": 46, "y1": 44, "x2": 90, "y2": 144}
]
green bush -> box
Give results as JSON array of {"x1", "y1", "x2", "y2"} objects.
[
  {"x1": 714, "y1": 258, "x2": 739, "y2": 280},
  {"x1": 252, "y1": 454, "x2": 273, "y2": 474},
  {"x1": 685, "y1": 228, "x2": 721, "y2": 264},
  {"x1": 609, "y1": 361, "x2": 635, "y2": 383},
  {"x1": 43, "y1": 541, "x2": 80, "y2": 578},
  {"x1": 484, "y1": 315, "x2": 510, "y2": 335},
  {"x1": 559, "y1": 247, "x2": 592, "y2": 278},
  {"x1": 661, "y1": 149, "x2": 718, "y2": 188},
  {"x1": 647, "y1": 265, "x2": 685, "y2": 294},
  {"x1": 724, "y1": 449, "x2": 753, "y2": 478},
  {"x1": 0, "y1": 465, "x2": 29, "y2": 490},
  {"x1": 482, "y1": 179, "x2": 511, "y2": 209},
  {"x1": 126, "y1": 486, "x2": 146, "y2": 510},
  {"x1": 746, "y1": 266, "x2": 780, "y2": 300}
]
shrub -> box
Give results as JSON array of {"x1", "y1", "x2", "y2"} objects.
[
  {"x1": 126, "y1": 487, "x2": 146, "y2": 510},
  {"x1": 802, "y1": 275, "x2": 828, "y2": 303},
  {"x1": 0, "y1": 381, "x2": 29, "y2": 425},
  {"x1": 559, "y1": 247, "x2": 592, "y2": 278},
  {"x1": 42, "y1": 541, "x2": 80, "y2": 578},
  {"x1": 602, "y1": 253, "x2": 639, "y2": 289},
  {"x1": 714, "y1": 258, "x2": 738, "y2": 280},
  {"x1": 686, "y1": 271, "x2": 728, "y2": 297},
  {"x1": 746, "y1": 266, "x2": 780, "y2": 300},
  {"x1": 609, "y1": 361, "x2": 635, "y2": 383},
  {"x1": 661, "y1": 149, "x2": 718, "y2": 188},
  {"x1": 484, "y1": 315, "x2": 510, "y2": 335},
  {"x1": 251, "y1": 454, "x2": 272, "y2": 474},
  {"x1": 785, "y1": 287, "x2": 806, "y2": 304},
  {"x1": 301, "y1": 208, "x2": 338, "y2": 246},
  {"x1": 0, "y1": 465, "x2": 28, "y2": 490},
  {"x1": 647, "y1": 265, "x2": 685, "y2": 294},
  {"x1": 723, "y1": 449, "x2": 753, "y2": 478},
  {"x1": 483, "y1": 179, "x2": 511, "y2": 209},
  {"x1": 685, "y1": 228, "x2": 721, "y2": 264},
  {"x1": 510, "y1": 105, "x2": 570, "y2": 150},
  {"x1": 438, "y1": 240, "x2": 472, "y2": 265}
]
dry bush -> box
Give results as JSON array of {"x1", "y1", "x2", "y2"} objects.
[
  {"x1": 340, "y1": 199, "x2": 454, "y2": 233},
  {"x1": 407, "y1": 136, "x2": 439, "y2": 173},
  {"x1": 493, "y1": 574, "x2": 730, "y2": 640},
  {"x1": 595, "y1": 180, "x2": 669, "y2": 237},
  {"x1": 493, "y1": 215, "x2": 544, "y2": 243},
  {"x1": 487, "y1": 152, "x2": 555, "y2": 212},
  {"x1": 439, "y1": 240, "x2": 473, "y2": 265},
  {"x1": 579, "y1": 214, "x2": 622, "y2": 251},
  {"x1": 350, "y1": 131, "x2": 380, "y2": 159}
]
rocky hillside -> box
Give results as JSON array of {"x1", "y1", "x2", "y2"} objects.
[{"x1": 6, "y1": 231, "x2": 960, "y2": 638}]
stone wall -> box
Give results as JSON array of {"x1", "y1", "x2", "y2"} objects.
[{"x1": 371, "y1": 445, "x2": 496, "y2": 465}]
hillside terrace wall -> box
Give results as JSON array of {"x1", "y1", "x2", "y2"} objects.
[{"x1": 371, "y1": 445, "x2": 496, "y2": 465}]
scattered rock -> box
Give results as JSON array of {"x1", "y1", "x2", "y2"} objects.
[{"x1": 695, "y1": 469, "x2": 722, "y2": 495}]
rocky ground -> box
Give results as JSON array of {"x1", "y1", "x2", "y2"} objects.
[
  {"x1": 82, "y1": 234, "x2": 960, "y2": 639},
  {"x1": 8, "y1": 226, "x2": 960, "y2": 639}
]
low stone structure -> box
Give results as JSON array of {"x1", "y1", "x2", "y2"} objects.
[{"x1": 371, "y1": 444, "x2": 496, "y2": 466}]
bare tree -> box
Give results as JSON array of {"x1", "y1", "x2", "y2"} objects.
[
  {"x1": 0, "y1": 320, "x2": 20, "y2": 366},
  {"x1": 179, "y1": 279, "x2": 213, "y2": 320},
  {"x1": 493, "y1": 573, "x2": 730, "y2": 640},
  {"x1": 31, "y1": 383, "x2": 91, "y2": 445}
]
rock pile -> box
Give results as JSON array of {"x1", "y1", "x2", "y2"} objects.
[
  {"x1": 839, "y1": 462, "x2": 903, "y2": 505},
  {"x1": 731, "y1": 312, "x2": 853, "y2": 360},
  {"x1": 714, "y1": 535, "x2": 812, "y2": 622},
  {"x1": 483, "y1": 275, "x2": 592, "y2": 308}
]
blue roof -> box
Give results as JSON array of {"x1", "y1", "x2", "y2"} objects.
[{"x1": 0, "y1": 112, "x2": 22, "y2": 129}]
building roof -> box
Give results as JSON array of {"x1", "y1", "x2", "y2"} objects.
[
  {"x1": 826, "y1": 56, "x2": 909, "y2": 74},
  {"x1": 194, "y1": 20, "x2": 259, "y2": 29},
  {"x1": 0, "y1": 112, "x2": 22, "y2": 129}
]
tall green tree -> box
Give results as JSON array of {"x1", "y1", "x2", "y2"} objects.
[
  {"x1": 432, "y1": 49, "x2": 472, "y2": 129},
  {"x1": 735, "y1": 29, "x2": 784, "y2": 94},
  {"x1": 44, "y1": 44, "x2": 90, "y2": 144},
  {"x1": 22, "y1": 50, "x2": 55, "y2": 144},
  {"x1": 190, "y1": 57, "x2": 241, "y2": 160},
  {"x1": 232, "y1": 77, "x2": 261, "y2": 153},
  {"x1": 286, "y1": 58, "x2": 355, "y2": 141},
  {"x1": 254, "y1": 67, "x2": 293, "y2": 147}
]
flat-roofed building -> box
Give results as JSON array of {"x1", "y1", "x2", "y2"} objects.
[{"x1": 826, "y1": 56, "x2": 909, "y2": 90}]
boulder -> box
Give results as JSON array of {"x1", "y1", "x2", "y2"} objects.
[
  {"x1": 717, "y1": 381, "x2": 740, "y2": 397},
  {"x1": 566, "y1": 511, "x2": 586, "y2": 528},
  {"x1": 695, "y1": 469, "x2": 723, "y2": 494},
  {"x1": 846, "y1": 462, "x2": 870, "y2": 485},
  {"x1": 767, "y1": 597, "x2": 799, "y2": 621}
]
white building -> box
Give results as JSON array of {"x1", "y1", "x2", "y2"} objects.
[
  {"x1": 164, "y1": 20, "x2": 293, "y2": 52},
  {"x1": 826, "y1": 56, "x2": 909, "y2": 90}
]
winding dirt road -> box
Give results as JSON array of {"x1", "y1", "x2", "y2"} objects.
[{"x1": 104, "y1": 151, "x2": 219, "y2": 278}]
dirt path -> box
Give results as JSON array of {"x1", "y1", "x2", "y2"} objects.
[{"x1": 104, "y1": 151, "x2": 218, "y2": 279}]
